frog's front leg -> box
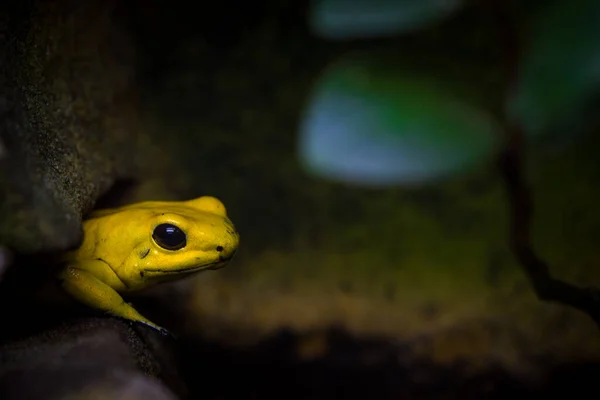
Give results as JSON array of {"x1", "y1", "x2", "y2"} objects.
[{"x1": 58, "y1": 265, "x2": 171, "y2": 336}]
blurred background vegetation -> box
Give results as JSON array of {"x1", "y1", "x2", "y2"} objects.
[{"x1": 137, "y1": 0, "x2": 600, "y2": 366}]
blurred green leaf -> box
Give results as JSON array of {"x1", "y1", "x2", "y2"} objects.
[
  {"x1": 510, "y1": 0, "x2": 600, "y2": 136},
  {"x1": 298, "y1": 53, "x2": 501, "y2": 187},
  {"x1": 309, "y1": 0, "x2": 463, "y2": 40}
]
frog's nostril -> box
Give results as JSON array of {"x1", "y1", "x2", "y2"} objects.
[{"x1": 216, "y1": 245, "x2": 224, "y2": 252}]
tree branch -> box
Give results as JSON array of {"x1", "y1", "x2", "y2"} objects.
[
  {"x1": 498, "y1": 129, "x2": 600, "y2": 327},
  {"x1": 493, "y1": 0, "x2": 600, "y2": 328}
]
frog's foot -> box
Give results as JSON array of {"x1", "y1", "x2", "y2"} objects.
[{"x1": 136, "y1": 320, "x2": 176, "y2": 339}]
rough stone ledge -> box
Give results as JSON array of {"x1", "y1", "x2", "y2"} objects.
[{"x1": 0, "y1": 317, "x2": 187, "y2": 400}]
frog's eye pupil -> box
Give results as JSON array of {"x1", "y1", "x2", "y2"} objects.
[{"x1": 153, "y1": 223, "x2": 187, "y2": 250}]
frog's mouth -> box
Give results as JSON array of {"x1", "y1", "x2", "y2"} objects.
[{"x1": 144, "y1": 257, "x2": 233, "y2": 275}]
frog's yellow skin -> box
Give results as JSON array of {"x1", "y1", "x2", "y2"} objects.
[{"x1": 58, "y1": 196, "x2": 239, "y2": 336}]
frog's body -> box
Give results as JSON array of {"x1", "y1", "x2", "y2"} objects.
[{"x1": 58, "y1": 196, "x2": 239, "y2": 336}]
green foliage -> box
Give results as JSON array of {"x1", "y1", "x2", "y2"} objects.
[
  {"x1": 309, "y1": 0, "x2": 463, "y2": 39},
  {"x1": 301, "y1": 0, "x2": 600, "y2": 187},
  {"x1": 510, "y1": 0, "x2": 600, "y2": 136},
  {"x1": 298, "y1": 51, "x2": 501, "y2": 187}
]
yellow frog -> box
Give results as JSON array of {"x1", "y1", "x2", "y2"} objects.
[{"x1": 58, "y1": 196, "x2": 239, "y2": 336}]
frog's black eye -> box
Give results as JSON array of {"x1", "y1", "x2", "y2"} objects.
[{"x1": 152, "y1": 223, "x2": 187, "y2": 251}]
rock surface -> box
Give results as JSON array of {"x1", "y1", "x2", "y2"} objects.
[
  {"x1": 0, "y1": 0, "x2": 180, "y2": 254},
  {"x1": 0, "y1": 317, "x2": 186, "y2": 400},
  {"x1": 0, "y1": 1, "x2": 189, "y2": 398}
]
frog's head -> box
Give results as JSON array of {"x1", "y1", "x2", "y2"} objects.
[{"x1": 121, "y1": 196, "x2": 240, "y2": 285}]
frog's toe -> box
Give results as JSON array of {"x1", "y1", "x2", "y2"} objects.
[
  {"x1": 145, "y1": 322, "x2": 175, "y2": 339},
  {"x1": 154, "y1": 325, "x2": 168, "y2": 336},
  {"x1": 158, "y1": 326, "x2": 176, "y2": 338}
]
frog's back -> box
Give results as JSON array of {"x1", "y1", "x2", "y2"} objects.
[
  {"x1": 65, "y1": 206, "x2": 153, "y2": 263},
  {"x1": 88, "y1": 200, "x2": 197, "y2": 219}
]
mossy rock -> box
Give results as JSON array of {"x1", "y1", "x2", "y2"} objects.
[{"x1": 0, "y1": 0, "x2": 183, "y2": 255}]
